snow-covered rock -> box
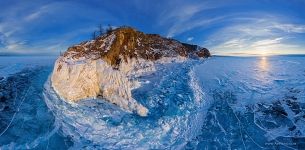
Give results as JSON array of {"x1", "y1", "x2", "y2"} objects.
[{"x1": 51, "y1": 27, "x2": 210, "y2": 116}]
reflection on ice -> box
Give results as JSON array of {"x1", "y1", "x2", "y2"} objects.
[
  {"x1": 258, "y1": 56, "x2": 269, "y2": 72},
  {"x1": 255, "y1": 56, "x2": 271, "y2": 85}
]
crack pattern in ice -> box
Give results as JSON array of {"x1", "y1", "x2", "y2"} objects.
[
  {"x1": 2, "y1": 55, "x2": 305, "y2": 149},
  {"x1": 0, "y1": 67, "x2": 72, "y2": 150},
  {"x1": 187, "y1": 56, "x2": 305, "y2": 149},
  {"x1": 43, "y1": 60, "x2": 206, "y2": 149}
]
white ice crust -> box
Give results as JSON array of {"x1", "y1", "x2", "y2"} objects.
[
  {"x1": 51, "y1": 57, "x2": 153, "y2": 116},
  {"x1": 51, "y1": 52, "x2": 189, "y2": 116}
]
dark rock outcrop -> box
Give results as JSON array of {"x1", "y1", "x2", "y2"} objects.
[{"x1": 64, "y1": 27, "x2": 211, "y2": 68}]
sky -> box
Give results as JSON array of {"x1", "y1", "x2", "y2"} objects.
[{"x1": 0, "y1": 0, "x2": 305, "y2": 56}]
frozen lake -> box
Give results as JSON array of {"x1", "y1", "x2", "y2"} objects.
[
  {"x1": 190, "y1": 55, "x2": 305, "y2": 149},
  {"x1": 0, "y1": 55, "x2": 304, "y2": 149}
]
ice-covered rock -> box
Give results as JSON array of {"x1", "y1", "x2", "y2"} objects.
[{"x1": 51, "y1": 26, "x2": 210, "y2": 116}]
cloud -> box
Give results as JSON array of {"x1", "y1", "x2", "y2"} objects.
[
  {"x1": 220, "y1": 39, "x2": 246, "y2": 48},
  {"x1": 166, "y1": 16, "x2": 225, "y2": 38},
  {"x1": 0, "y1": 0, "x2": 304, "y2": 55},
  {"x1": 204, "y1": 15, "x2": 305, "y2": 55},
  {"x1": 24, "y1": 10, "x2": 45, "y2": 21},
  {"x1": 6, "y1": 41, "x2": 27, "y2": 50},
  {"x1": 0, "y1": 1, "x2": 101, "y2": 54},
  {"x1": 187, "y1": 37, "x2": 194, "y2": 42},
  {"x1": 251, "y1": 38, "x2": 283, "y2": 47},
  {"x1": 0, "y1": 2, "x2": 50, "y2": 53},
  {"x1": 272, "y1": 23, "x2": 305, "y2": 33},
  {"x1": 158, "y1": 1, "x2": 224, "y2": 37}
]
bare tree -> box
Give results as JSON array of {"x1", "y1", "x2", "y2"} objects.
[
  {"x1": 92, "y1": 31, "x2": 97, "y2": 40},
  {"x1": 106, "y1": 24, "x2": 113, "y2": 34},
  {"x1": 98, "y1": 24, "x2": 104, "y2": 36}
]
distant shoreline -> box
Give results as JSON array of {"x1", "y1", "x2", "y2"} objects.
[
  {"x1": 0, "y1": 54, "x2": 59, "y2": 57},
  {"x1": 213, "y1": 54, "x2": 305, "y2": 57},
  {"x1": 1, "y1": 53, "x2": 305, "y2": 57}
]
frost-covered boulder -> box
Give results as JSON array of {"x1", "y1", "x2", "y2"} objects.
[{"x1": 51, "y1": 27, "x2": 210, "y2": 116}]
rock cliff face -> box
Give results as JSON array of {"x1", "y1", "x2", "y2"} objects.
[{"x1": 51, "y1": 27, "x2": 210, "y2": 116}]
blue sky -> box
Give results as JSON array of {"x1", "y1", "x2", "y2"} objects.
[{"x1": 0, "y1": 0, "x2": 305, "y2": 55}]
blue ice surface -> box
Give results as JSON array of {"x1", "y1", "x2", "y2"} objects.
[
  {"x1": 188, "y1": 55, "x2": 305, "y2": 149},
  {"x1": 43, "y1": 60, "x2": 205, "y2": 149},
  {"x1": 0, "y1": 56, "x2": 71, "y2": 149},
  {"x1": 0, "y1": 55, "x2": 305, "y2": 149}
]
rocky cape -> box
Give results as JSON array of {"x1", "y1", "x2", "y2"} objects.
[{"x1": 51, "y1": 27, "x2": 210, "y2": 116}]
